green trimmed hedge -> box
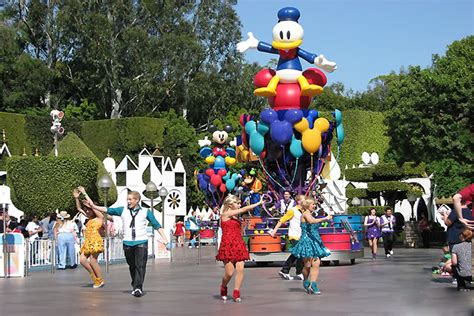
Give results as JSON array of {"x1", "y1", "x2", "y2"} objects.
[
  {"x1": 336, "y1": 110, "x2": 389, "y2": 168},
  {"x1": 367, "y1": 181, "x2": 410, "y2": 192},
  {"x1": 347, "y1": 206, "x2": 386, "y2": 216},
  {"x1": 81, "y1": 117, "x2": 166, "y2": 161},
  {"x1": 7, "y1": 156, "x2": 100, "y2": 218},
  {"x1": 372, "y1": 163, "x2": 405, "y2": 180},
  {"x1": 344, "y1": 167, "x2": 374, "y2": 182},
  {"x1": 346, "y1": 188, "x2": 368, "y2": 199},
  {"x1": 0, "y1": 112, "x2": 31, "y2": 156},
  {"x1": 52, "y1": 132, "x2": 117, "y2": 203},
  {"x1": 345, "y1": 162, "x2": 427, "y2": 182}
]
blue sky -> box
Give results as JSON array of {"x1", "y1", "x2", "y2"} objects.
[{"x1": 235, "y1": 0, "x2": 473, "y2": 92}]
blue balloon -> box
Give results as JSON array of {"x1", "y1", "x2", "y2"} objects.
[
  {"x1": 284, "y1": 110, "x2": 303, "y2": 124},
  {"x1": 307, "y1": 110, "x2": 319, "y2": 129},
  {"x1": 333, "y1": 109, "x2": 343, "y2": 125},
  {"x1": 246, "y1": 121, "x2": 266, "y2": 155},
  {"x1": 257, "y1": 121, "x2": 270, "y2": 135},
  {"x1": 270, "y1": 120, "x2": 293, "y2": 145},
  {"x1": 213, "y1": 156, "x2": 226, "y2": 170},
  {"x1": 260, "y1": 109, "x2": 277, "y2": 124},
  {"x1": 337, "y1": 124, "x2": 344, "y2": 146},
  {"x1": 289, "y1": 135, "x2": 304, "y2": 158}
]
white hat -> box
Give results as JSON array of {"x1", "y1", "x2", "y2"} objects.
[{"x1": 57, "y1": 211, "x2": 71, "y2": 220}]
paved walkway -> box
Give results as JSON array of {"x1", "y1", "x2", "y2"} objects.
[{"x1": 0, "y1": 247, "x2": 472, "y2": 315}]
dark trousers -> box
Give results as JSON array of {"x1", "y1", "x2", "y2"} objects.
[
  {"x1": 452, "y1": 267, "x2": 472, "y2": 290},
  {"x1": 382, "y1": 232, "x2": 394, "y2": 255},
  {"x1": 421, "y1": 230, "x2": 430, "y2": 248},
  {"x1": 281, "y1": 239, "x2": 304, "y2": 275},
  {"x1": 124, "y1": 243, "x2": 148, "y2": 291}
]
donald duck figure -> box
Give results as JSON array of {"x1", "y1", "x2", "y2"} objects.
[{"x1": 237, "y1": 7, "x2": 337, "y2": 97}]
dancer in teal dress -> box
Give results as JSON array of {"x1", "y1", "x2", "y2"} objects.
[{"x1": 291, "y1": 197, "x2": 332, "y2": 294}]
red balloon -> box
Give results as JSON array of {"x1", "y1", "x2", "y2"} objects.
[
  {"x1": 205, "y1": 168, "x2": 214, "y2": 177},
  {"x1": 303, "y1": 68, "x2": 327, "y2": 87},
  {"x1": 253, "y1": 67, "x2": 328, "y2": 111},
  {"x1": 210, "y1": 174, "x2": 222, "y2": 187},
  {"x1": 254, "y1": 68, "x2": 275, "y2": 88},
  {"x1": 268, "y1": 83, "x2": 312, "y2": 111},
  {"x1": 219, "y1": 183, "x2": 227, "y2": 193}
]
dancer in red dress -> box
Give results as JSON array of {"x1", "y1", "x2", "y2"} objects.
[
  {"x1": 173, "y1": 218, "x2": 185, "y2": 247},
  {"x1": 216, "y1": 194, "x2": 263, "y2": 302}
]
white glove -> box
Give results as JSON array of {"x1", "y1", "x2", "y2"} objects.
[
  {"x1": 314, "y1": 54, "x2": 337, "y2": 73},
  {"x1": 237, "y1": 32, "x2": 259, "y2": 53}
]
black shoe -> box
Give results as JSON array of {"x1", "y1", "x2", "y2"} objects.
[
  {"x1": 70, "y1": 264, "x2": 78, "y2": 269},
  {"x1": 132, "y1": 289, "x2": 143, "y2": 297}
]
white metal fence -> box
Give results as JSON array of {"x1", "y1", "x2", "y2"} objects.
[{"x1": 27, "y1": 236, "x2": 154, "y2": 270}]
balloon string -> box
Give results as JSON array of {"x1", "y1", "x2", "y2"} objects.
[
  {"x1": 275, "y1": 158, "x2": 291, "y2": 186},
  {"x1": 258, "y1": 158, "x2": 286, "y2": 190},
  {"x1": 310, "y1": 154, "x2": 314, "y2": 188},
  {"x1": 282, "y1": 146, "x2": 291, "y2": 182},
  {"x1": 290, "y1": 159, "x2": 299, "y2": 185}
]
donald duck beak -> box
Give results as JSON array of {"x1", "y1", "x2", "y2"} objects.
[{"x1": 271, "y1": 39, "x2": 302, "y2": 50}]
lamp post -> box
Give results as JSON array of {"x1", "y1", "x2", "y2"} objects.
[
  {"x1": 1, "y1": 203, "x2": 8, "y2": 278},
  {"x1": 98, "y1": 175, "x2": 112, "y2": 273},
  {"x1": 146, "y1": 181, "x2": 158, "y2": 258},
  {"x1": 407, "y1": 193, "x2": 417, "y2": 222},
  {"x1": 158, "y1": 187, "x2": 168, "y2": 256}
]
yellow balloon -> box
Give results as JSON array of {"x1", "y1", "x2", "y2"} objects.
[
  {"x1": 259, "y1": 230, "x2": 264, "y2": 234},
  {"x1": 302, "y1": 128, "x2": 321, "y2": 154},
  {"x1": 225, "y1": 157, "x2": 236, "y2": 165},
  {"x1": 205, "y1": 156, "x2": 215, "y2": 165},
  {"x1": 314, "y1": 118, "x2": 330, "y2": 132},
  {"x1": 253, "y1": 230, "x2": 259, "y2": 235}
]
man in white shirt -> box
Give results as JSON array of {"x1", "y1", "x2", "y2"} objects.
[
  {"x1": 380, "y1": 208, "x2": 396, "y2": 258},
  {"x1": 277, "y1": 191, "x2": 296, "y2": 216},
  {"x1": 25, "y1": 215, "x2": 43, "y2": 243}
]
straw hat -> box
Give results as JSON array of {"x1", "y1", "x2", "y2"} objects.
[{"x1": 57, "y1": 211, "x2": 71, "y2": 220}]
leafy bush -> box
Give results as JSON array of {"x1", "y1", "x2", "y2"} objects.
[
  {"x1": 81, "y1": 117, "x2": 166, "y2": 161},
  {"x1": 346, "y1": 188, "x2": 368, "y2": 199},
  {"x1": 367, "y1": 181, "x2": 410, "y2": 192},
  {"x1": 7, "y1": 156, "x2": 100, "y2": 218},
  {"x1": 336, "y1": 110, "x2": 390, "y2": 168},
  {"x1": 344, "y1": 167, "x2": 374, "y2": 182},
  {"x1": 347, "y1": 206, "x2": 386, "y2": 216},
  {"x1": 51, "y1": 132, "x2": 117, "y2": 203},
  {"x1": 0, "y1": 112, "x2": 31, "y2": 157},
  {"x1": 372, "y1": 163, "x2": 405, "y2": 180}
]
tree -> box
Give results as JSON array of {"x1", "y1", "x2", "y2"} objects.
[
  {"x1": 3, "y1": 0, "x2": 247, "y2": 125},
  {"x1": 383, "y1": 37, "x2": 472, "y2": 166}
]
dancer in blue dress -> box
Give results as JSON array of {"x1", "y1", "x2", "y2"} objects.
[{"x1": 291, "y1": 197, "x2": 332, "y2": 294}]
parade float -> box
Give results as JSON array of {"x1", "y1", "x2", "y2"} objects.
[{"x1": 196, "y1": 7, "x2": 363, "y2": 265}]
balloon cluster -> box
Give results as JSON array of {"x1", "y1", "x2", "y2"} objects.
[
  {"x1": 236, "y1": 6, "x2": 344, "y2": 195},
  {"x1": 196, "y1": 125, "x2": 243, "y2": 206}
]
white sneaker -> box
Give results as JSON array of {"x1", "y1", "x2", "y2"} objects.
[
  {"x1": 386, "y1": 254, "x2": 391, "y2": 258},
  {"x1": 278, "y1": 271, "x2": 293, "y2": 280},
  {"x1": 390, "y1": 250, "x2": 393, "y2": 255},
  {"x1": 294, "y1": 274, "x2": 304, "y2": 280}
]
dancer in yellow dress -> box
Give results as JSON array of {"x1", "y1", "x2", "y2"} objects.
[{"x1": 73, "y1": 187, "x2": 105, "y2": 288}]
